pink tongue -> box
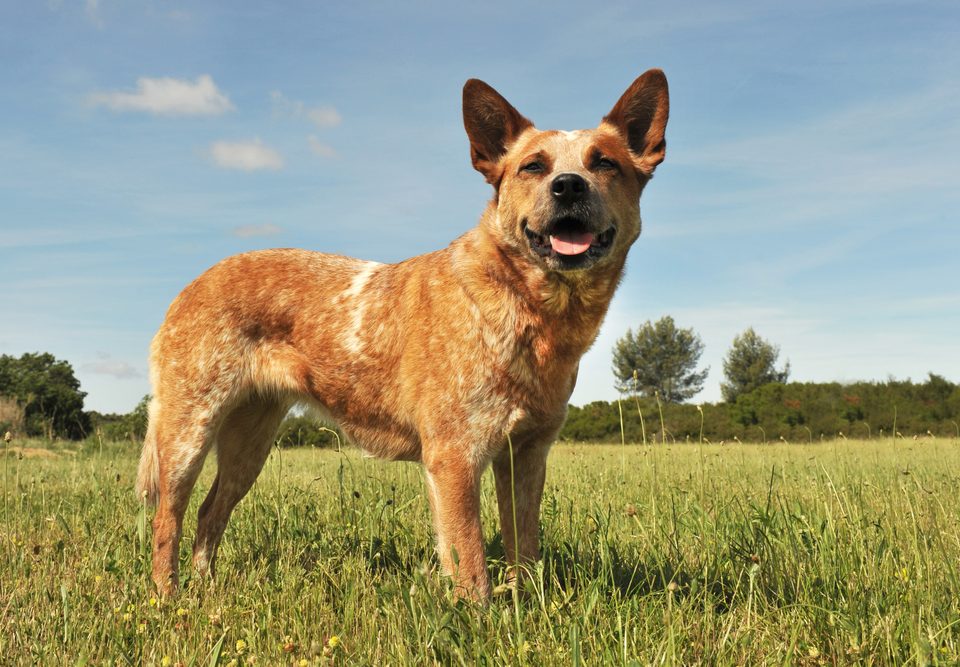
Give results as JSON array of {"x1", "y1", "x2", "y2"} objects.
[{"x1": 550, "y1": 232, "x2": 595, "y2": 255}]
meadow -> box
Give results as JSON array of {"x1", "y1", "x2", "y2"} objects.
[{"x1": 3, "y1": 435, "x2": 960, "y2": 665}]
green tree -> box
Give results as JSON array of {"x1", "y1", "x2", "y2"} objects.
[
  {"x1": 612, "y1": 316, "x2": 709, "y2": 402},
  {"x1": 275, "y1": 415, "x2": 343, "y2": 449},
  {"x1": 90, "y1": 394, "x2": 151, "y2": 442},
  {"x1": 720, "y1": 328, "x2": 790, "y2": 402},
  {"x1": 919, "y1": 372, "x2": 956, "y2": 421},
  {"x1": 0, "y1": 352, "x2": 91, "y2": 439}
]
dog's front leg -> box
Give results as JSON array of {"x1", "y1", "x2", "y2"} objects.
[
  {"x1": 492, "y1": 441, "x2": 550, "y2": 584},
  {"x1": 423, "y1": 454, "x2": 490, "y2": 601}
]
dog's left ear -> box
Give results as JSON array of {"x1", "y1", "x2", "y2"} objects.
[
  {"x1": 463, "y1": 79, "x2": 533, "y2": 185},
  {"x1": 603, "y1": 69, "x2": 670, "y2": 175}
]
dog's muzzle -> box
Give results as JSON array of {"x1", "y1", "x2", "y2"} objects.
[{"x1": 523, "y1": 216, "x2": 616, "y2": 270}]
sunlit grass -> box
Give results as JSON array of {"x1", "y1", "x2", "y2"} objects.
[{"x1": 3, "y1": 437, "x2": 960, "y2": 664}]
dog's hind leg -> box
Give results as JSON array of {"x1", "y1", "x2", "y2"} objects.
[
  {"x1": 191, "y1": 396, "x2": 289, "y2": 580},
  {"x1": 150, "y1": 398, "x2": 218, "y2": 596}
]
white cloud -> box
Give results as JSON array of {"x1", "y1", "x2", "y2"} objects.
[
  {"x1": 271, "y1": 91, "x2": 342, "y2": 128},
  {"x1": 307, "y1": 135, "x2": 337, "y2": 158},
  {"x1": 232, "y1": 223, "x2": 282, "y2": 238},
  {"x1": 306, "y1": 106, "x2": 342, "y2": 128},
  {"x1": 208, "y1": 139, "x2": 283, "y2": 171},
  {"x1": 82, "y1": 359, "x2": 142, "y2": 380},
  {"x1": 88, "y1": 75, "x2": 234, "y2": 116}
]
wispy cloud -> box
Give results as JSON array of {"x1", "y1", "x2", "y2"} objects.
[
  {"x1": 88, "y1": 75, "x2": 234, "y2": 116},
  {"x1": 657, "y1": 81, "x2": 960, "y2": 244},
  {"x1": 82, "y1": 359, "x2": 142, "y2": 380},
  {"x1": 307, "y1": 106, "x2": 341, "y2": 128},
  {"x1": 232, "y1": 223, "x2": 282, "y2": 238},
  {"x1": 270, "y1": 91, "x2": 342, "y2": 128},
  {"x1": 208, "y1": 139, "x2": 283, "y2": 171},
  {"x1": 84, "y1": 0, "x2": 103, "y2": 28},
  {"x1": 307, "y1": 135, "x2": 336, "y2": 158},
  {"x1": 680, "y1": 82, "x2": 960, "y2": 196}
]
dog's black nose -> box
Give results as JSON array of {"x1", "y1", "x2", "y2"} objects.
[{"x1": 551, "y1": 173, "x2": 588, "y2": 205}]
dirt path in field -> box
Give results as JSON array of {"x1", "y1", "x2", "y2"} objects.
[{"x1": 0, "y1": 446, "x2": 76, "y2": 459}]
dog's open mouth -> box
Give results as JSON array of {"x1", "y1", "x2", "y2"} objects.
[{"x1": 523, "y1": 217, "x2": 616, "y2": 264}]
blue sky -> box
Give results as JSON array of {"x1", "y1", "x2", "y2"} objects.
[{"x1": 1, "y1": 1, "x2": 958, "y2": 414}]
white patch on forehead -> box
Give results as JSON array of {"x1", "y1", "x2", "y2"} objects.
[{"x1": 553, "y1": 130, "x2": 588, "y2": 169}]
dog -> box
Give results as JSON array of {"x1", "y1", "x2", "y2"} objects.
[{"x1": 137, "y1": 69, "x2": 669, "y2": 600}]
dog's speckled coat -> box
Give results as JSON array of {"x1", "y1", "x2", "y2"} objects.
[{"x1": 137, "y1": 70, "x2": 669, "y2": 600}]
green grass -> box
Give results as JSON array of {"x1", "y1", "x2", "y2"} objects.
[{"x1": 3, "y1": 436, "x2": 960, "y2": 665}]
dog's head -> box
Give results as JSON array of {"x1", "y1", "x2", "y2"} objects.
[{"x1": 463, "y1": 70, "x2": 669, "y2": 273}]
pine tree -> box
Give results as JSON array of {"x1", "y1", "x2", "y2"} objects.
[
  {"x1": 612, "y1": 316, "x2": 709, "y2": 402},
  {"x1": 720, "y1": 328, "x2": 790, "y2": 402}
]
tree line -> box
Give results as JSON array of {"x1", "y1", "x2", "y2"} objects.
[
  {"x1": 561, "y1": 375, "x2": 960, "y2": 443},
  {"x1": 598, "y1": 316, "x2": 958, "y2": 442}
]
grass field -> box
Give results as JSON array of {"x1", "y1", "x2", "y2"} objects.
[{"x1": 3, "y1": 436, "x2": 960, "y2": 665}]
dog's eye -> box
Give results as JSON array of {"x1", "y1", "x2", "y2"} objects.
[
  {"x1": 595, "y1": 157, "x2": 619, "y2": 172},
  {"x1": 520, "y1": 161, "x2": 545, "y2": 174}
]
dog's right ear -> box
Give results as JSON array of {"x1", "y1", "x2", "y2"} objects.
[
  {"x1": 463, "y1": 79, "x2": 533, "y2": 185},
  {"x1": 603, "y1": 69, "x2": 670, "y2": 176}
]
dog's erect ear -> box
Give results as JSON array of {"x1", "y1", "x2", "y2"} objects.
[
  {"x1": 603, "y1": 69, "x2": 670, "y2": 175},
  {"x1": 463, "y1": 79, "x2": 533, "y2": 185}
]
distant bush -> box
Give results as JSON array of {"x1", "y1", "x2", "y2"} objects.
[
  {"x1": 89, "y1": 395, "x2": 150, "y2": 443},
  {"x1": 85, "y1": 405, "x2": 344, "y2": 449},
  {"x1": 0, "y1": 352, "x2": 91, "y2": 439},
  {"x1": 560, "y1": 374, "x2": 960, "y2": 443},
  {"x1": 275, "y1": 415, "x2": 343, "y2": 449}
]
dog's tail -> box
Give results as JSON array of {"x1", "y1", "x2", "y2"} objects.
[{"x1": 135, "y1": 397, "x2": 160, "y2": 507}]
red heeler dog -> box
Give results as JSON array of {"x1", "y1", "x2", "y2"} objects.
[{"x1": 137, "y1": 69, "x2": 669, "y2": 600}]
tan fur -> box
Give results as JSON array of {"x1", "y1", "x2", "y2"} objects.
[{"x1": 139, "y1": 70, "x2": 669, "y2": 600}]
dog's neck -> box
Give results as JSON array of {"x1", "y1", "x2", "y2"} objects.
[{"x1": 450, "y1": 204, "x2": 626, "y2": 360}]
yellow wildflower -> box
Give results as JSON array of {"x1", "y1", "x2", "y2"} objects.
[
  {"x1": 176, "y1": 607, "x2": 189, "y2": 618},
  {"x1": 160, "y1": 658, "x2": 172, "y2": 667},
  {"x1": 235, "y1": 639, "x2": 247, "y2": 654},
  {"x1": 327, "y1": 635, "x2": 340, "y2": 649}
]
